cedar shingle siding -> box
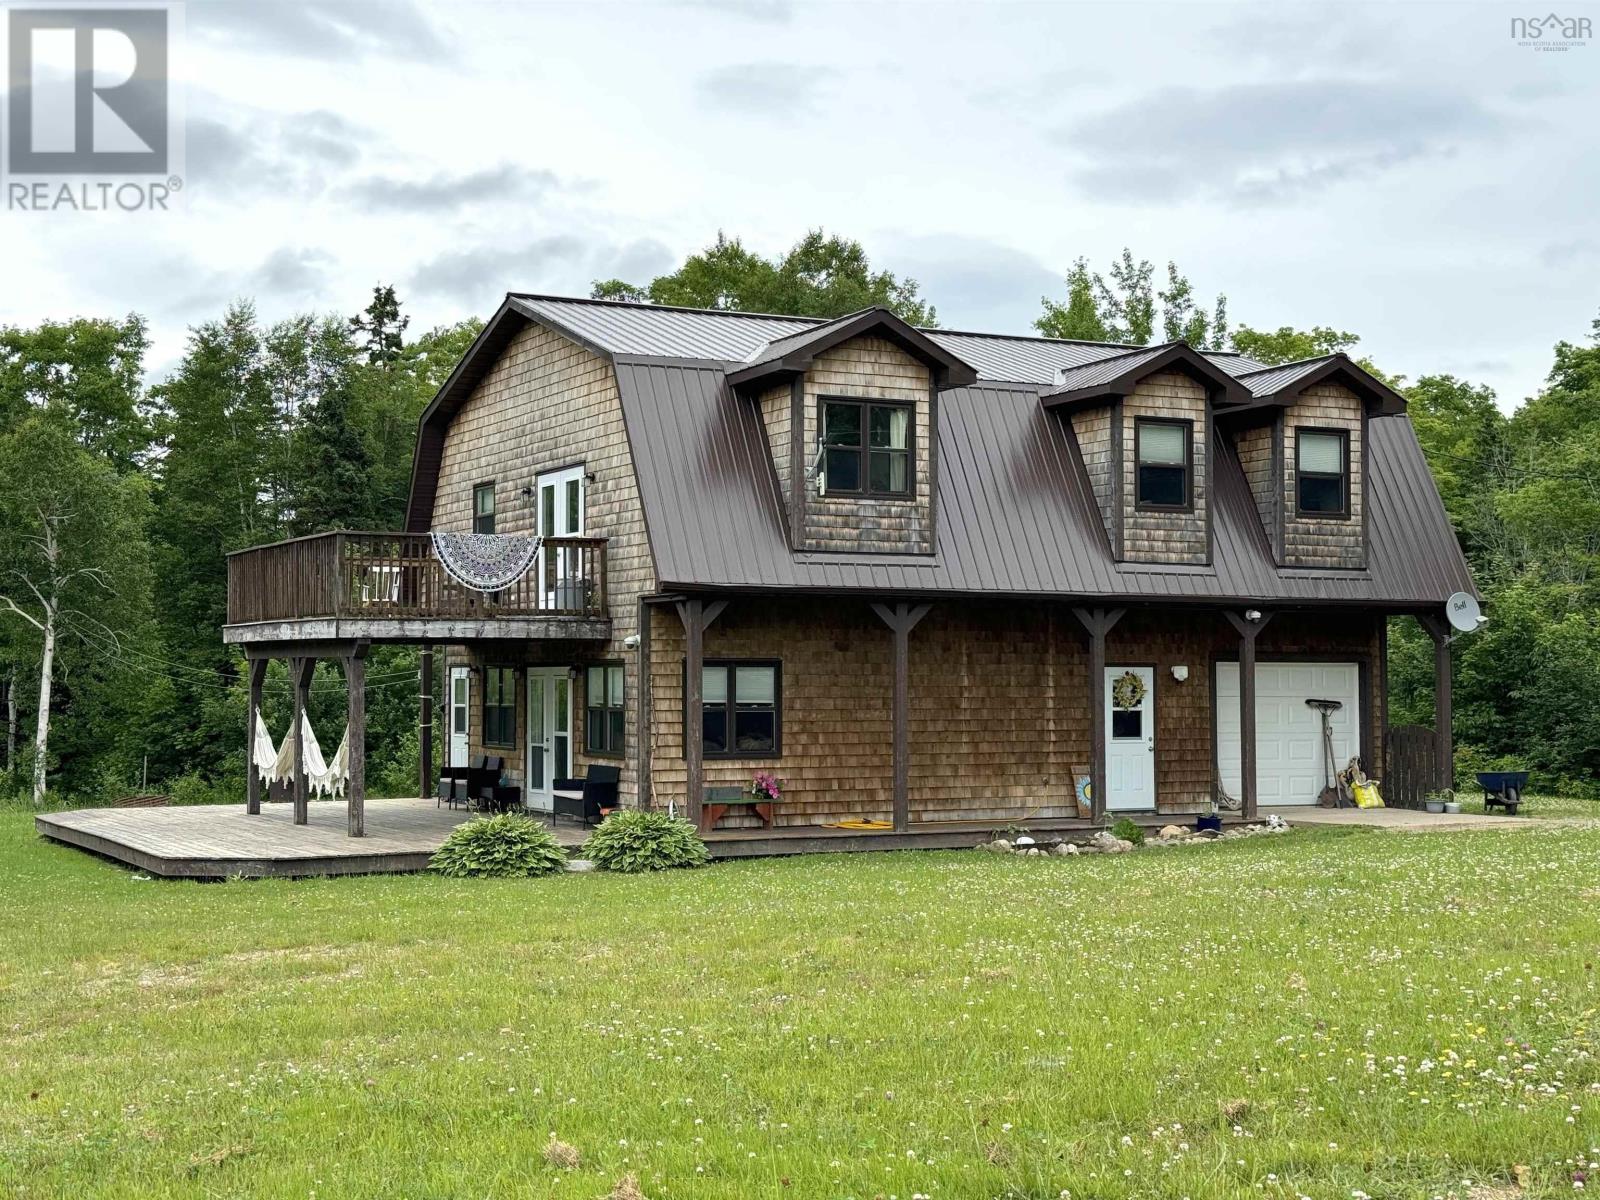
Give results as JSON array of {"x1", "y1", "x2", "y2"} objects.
[
  {"x1": 799, "y1": 336, "x2": 934, "y2": 554},
  {"x1": 1283, "y1": 382, "x2": 1365, "y2": 569},
  {"x1": 1120, "y1": 371, "x2": 1209, "y2": 564},
  {"x1": 432, "y1": 321, "x2": 655, "y2": 801}
]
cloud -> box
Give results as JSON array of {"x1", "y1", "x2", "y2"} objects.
[
  {"x1": 189, "y1": 0, "x2": 452, "y2": 62},
  {"x1": 883, "y1": 235, "x2": 1063, "y2": 336},
  {"x1": 409, "y1": 235, "x2": 675, "y2": 307},
  {"x1": 694, "y1": 63, "x2": 836, "y2": 116},
  {"x1": 1057, "y1": 79, "x2": 1505, "y2": 205},
  {"x1": 1203, "y1": 5, "x2": 1396, "y2": 65},
  {"x1": 1539, "y1": 239, "x2": 1600, "y2": 268},
  {"x1": 188, "y1": 108, "x2": 368, "y2": 198},
  {"x1": 680, "y1": 0, "x2": 793, "y2": 22},
  {"x1": 340, "y1": 164, "x2": 565, "y2": 213}
]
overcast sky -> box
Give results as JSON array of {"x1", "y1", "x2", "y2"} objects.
[{"x1": 4, "y1": 0, "x2": 1597, "y2": 408}]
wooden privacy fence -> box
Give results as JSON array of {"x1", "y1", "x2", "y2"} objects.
[
  {"x1": 1385, "y1": 723, "x2": 1442, "y2": 809},
  {"x1": 226, "y1": 531, "x2": 607, "y2": 624}
]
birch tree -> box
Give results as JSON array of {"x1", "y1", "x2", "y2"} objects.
[{"x1": 0, "y1": 415, "x2": 149, "y2": 803}]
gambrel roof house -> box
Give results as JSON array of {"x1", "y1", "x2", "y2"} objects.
[{"x1": 222, "y1": 293, "x2": 1477, "y2": 855}]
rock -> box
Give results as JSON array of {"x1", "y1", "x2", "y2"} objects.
[
  {"x1": 1158, "y1": 824, "x2": 1190, "y2": 840},
  {"x1": 566, "y1": 859, "x2": 597, "y2": 873},
  {"x1": 1053, "y1": 842, "x2": 1078, "y2": 856},
  {"x1": 992, "y1": 839, "x2": 1012, "y2": 853},
  {"x1": 1014, "y1": 834, "x2": 1037, "y2": 847},
  {"x1": 1089, "y1": 831, "x2": 1133, "y2": 853}
]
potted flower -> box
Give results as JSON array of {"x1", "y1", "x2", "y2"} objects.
[
  {"x1": 750, "y1": 771, "x2": 781, "y2": 804},
  {"x1": 1196, "y1": 795, "x2": 1223, "y2": 834},
  {"x1": 1423, "y1": 788, "x2": 1452, "y2": 814}
]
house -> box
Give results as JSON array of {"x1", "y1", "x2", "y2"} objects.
[{"x1": 221, "y1": 294, "x2": 1477, "y2": 847}]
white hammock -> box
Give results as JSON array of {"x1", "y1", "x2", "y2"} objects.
[{"x1": 256, "y1": 712, "x2": 347, "y2": 795}]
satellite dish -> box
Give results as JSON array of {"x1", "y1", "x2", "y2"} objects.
[{"x1": 1446, "y1": 592, "x2": 1485, "y2": 633}]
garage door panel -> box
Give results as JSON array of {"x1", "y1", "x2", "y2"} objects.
[{"x1": 1216, "y1": 662, "x2": 1361, "y2": 806}]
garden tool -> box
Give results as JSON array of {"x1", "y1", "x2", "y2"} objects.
[{"x1": 1305, "y1": 698, "x2": 1347, "y2": 807}]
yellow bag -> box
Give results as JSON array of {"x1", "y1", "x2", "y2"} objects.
[{"x1": 1352, "y1": 781, "x2": 1384, "y2": 809}]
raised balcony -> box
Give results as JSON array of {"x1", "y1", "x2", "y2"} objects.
[{"x1": 223, "y1": 532, "x2": 611, "y2": 646}]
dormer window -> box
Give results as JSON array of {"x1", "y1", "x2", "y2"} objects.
[
  {"x1": 1296, "y1": 429, "x2": 1349, "y2": 516},
  {"x1": 822, "y1": 399, "x2": 911, "y2": 498},
  {"x1": 1135, "y1": 418, "x2": 1191, "y2": 510},
  {"x1": 473, "y1": 482, "x2": 496, "y2": 533}
]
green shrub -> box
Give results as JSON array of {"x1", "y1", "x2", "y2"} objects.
[
  {"x1": 1110, "y1": 816, "x2": 1145, "y2": 846},
  {"x1": 430, "y1": 814, "x2": 570, "y2": 878},
  {"x1": 582, "y1": 810, "x2": 710, "y2": 873},
  {"x1": 167, "y1": 774, "x2": 236, "y2": 807}
]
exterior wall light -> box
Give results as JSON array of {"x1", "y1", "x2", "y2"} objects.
[{"x1": 1171, "y1": 664, "x2": 1189, "y2": 682}]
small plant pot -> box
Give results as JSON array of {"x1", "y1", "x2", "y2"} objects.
[
  {"x1": 1195, "y1": 814, "x2": 1223, "y2": 834},
  {"x1": 1425, "y1": 800, "x2": 1445, "y2": 814},
  {"x1": 1443, "y1": 801, "x2": 1461, "y2": 814}
]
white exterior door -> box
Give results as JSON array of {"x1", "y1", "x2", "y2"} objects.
[
  {"x1": 447, "y1": 667, "x2": 470, "y2": 768},
  {"x1": 537, "y1": 465, "x2": 586, "y2": 611},
  {"x1": 1216, "y1": 662, "x2": 1361, "y2": 806},
  {"x1": 525, "y1": 668, "x2": 572, "y2": 812},
  {"x1": 1105, "y1": 666, "x2": 1156, "y2": 810}
]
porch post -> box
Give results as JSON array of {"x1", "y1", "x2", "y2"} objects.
[
  {"x1": 871, "y1": 602, "x2": 932, "y2": 832},
  {"x1": 246, "y1": 658, "x2": 267, "y2": 815},
  {"x1": 291, "y1": 657, "x2": 315, "y2": 825},
  {"x1": 1419, "y1": 612, "x2": 1453, "y2": 791},
  {"x1": 346, "y1": 646, "x2": 367, "y2": 837},
  {"x1": 676, "y1": 598, "x2": 728, "y2": 830},
  {"x1": 419, "y1": 643, "x2": 433, "y2": 800},
  {"x1": 1221, "y1": 610, "x2": 1274, "y2": 821},
  {"x1": 1072, "y1": 607, "x2": 1125, "y2": 824},
  {"x1": 636, "y1": 596, "x2": 652, "y2": 810}
]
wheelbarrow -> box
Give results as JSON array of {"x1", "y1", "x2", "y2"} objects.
[{"x1": 1477, "y1": 771, "x2": 1529, "y2": 815}]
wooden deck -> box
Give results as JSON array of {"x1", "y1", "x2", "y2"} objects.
[
  {"x1": 35, "y1": 800, "x2": 1249, "y2": 879},
  {"x1": 34, "y1": 799, "x2": 590, "y2": 879}
]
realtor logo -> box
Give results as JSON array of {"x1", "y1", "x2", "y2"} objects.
[{"x1": 4, "y1": 4, "x2": 183, "y2": 210}]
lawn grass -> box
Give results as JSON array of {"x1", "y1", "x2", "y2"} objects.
[{"x1": 1, "y1": 812, "x2": 1597, "y2": 1199}]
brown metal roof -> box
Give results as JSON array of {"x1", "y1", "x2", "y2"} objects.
[{"x1": 615, "y1": 357, "x2": 1477, "y2": 606}]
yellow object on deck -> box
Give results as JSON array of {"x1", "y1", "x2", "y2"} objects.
[{"x1": 822, "y1": 819, "x2": 894, "y2": 830}]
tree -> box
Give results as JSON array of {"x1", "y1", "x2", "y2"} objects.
[
  {"x1": 0, "y1": 315, "x2": 153, "y2": 471},
  {"x1": 1036, "y1": 250, "x2": 1227, "y2": 348},
  {"x1": 348, "y1": 284, "x2": 410, "y2": 368},
  {"x1": 591, "y1": 231, "x2": 937, "y2": 324},
  {"x1": 274, "y1": 316, "x2": 372, "y2": 534},
  {"x1": 1229, "y1": 325, "x2": 1361, "y2": 366},
  {"x1": 0, "y1": 415, "x2": 150, "y2": 803}
]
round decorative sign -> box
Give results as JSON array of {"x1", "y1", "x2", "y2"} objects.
[{"x1": 1111, "y1": 670, "x2": 1146, "y2": 711}]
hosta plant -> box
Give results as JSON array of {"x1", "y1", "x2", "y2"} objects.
[
  {"x1": 430, "y1": 813, "x2": 569, "y2": 878},
  {"x1": 582, "y1": 810, "x2": 710, "y2": 873}
]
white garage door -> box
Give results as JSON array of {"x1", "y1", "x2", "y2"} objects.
[{"x1": 1216, "y1": 662, "x2": 1361, "y2": 806}]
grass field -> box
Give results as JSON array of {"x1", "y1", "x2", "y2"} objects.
[{"x1": 2, "y1": 811, "x2": 1598, "y2": 1199}]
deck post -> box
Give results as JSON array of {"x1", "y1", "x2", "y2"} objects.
[
  {"x1": 346, "y1": 645, "x2": 368, "y2": 837},
  {"x1": 676, "y1": 598, "x2": 728, "y2": 830},
  {"x1": 246, "y1": 658, "x2": 267, "y2": 815},
  {"x1": 291, "y1": 656, "x2": 315, "y2": 825},
  {"x1": 1221, "y1": 610, "x2": 1274, "y2": 821},
  {"x1": 870, "y1": 602, "x2": 932, "y2": 831},
  {"x1": 1072, "y1": 607, "x2": 1125, "y2": 823},
  {"x1": 1418, "y1": 612, "x2": 1453, "y2": 792},
  {"x1": 419, "y1": 643, "x2": 433, "y2": 801}
]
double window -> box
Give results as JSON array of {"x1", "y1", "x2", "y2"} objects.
[
  {"x1": 483, "y1": 666, "x2": 516, "y2": 747},
  {"x1": 585, "y1": 663, "x2": 625, "y2": 757},
  {"x1": 821, "y1": 400, "x2": 911, "y2": 497},
  {"x1": 473, "y1": 483, "x2": 496, "y2": 534},
  {"x1": 1296, "y1": 429, "x2": 1349, "y2": 517},
  {"x1": 1135, "y1": 419, "x2": 1191, "y2": 510},
  {"x1": 690, "y1": 660, "x2": 781, "y2": 758}
]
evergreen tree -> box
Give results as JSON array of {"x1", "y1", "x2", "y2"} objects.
[{"x1": 349, "y1": 284, "x2": 409, "y2": 368}]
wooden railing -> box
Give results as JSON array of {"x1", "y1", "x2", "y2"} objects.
[{"x1": 226, "y1": 532, "x2": 608, "y2": 625}]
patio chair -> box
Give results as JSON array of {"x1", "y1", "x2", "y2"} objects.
[
  {"x1": 551, "y1": 765, "x2": 620, "y2": 826},
  {"x1": 436, "y1": 777, "x2": 469, "y2": 810}
]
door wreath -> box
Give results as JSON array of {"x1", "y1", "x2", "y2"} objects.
[{"x1": 1111, "y1": 670, "x2": 1146, "y2": 710}]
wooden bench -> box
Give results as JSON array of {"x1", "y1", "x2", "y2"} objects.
[{"x1": 700, "y1": 786, "x2": 774, "y2": 834}]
